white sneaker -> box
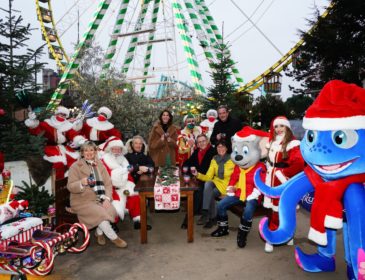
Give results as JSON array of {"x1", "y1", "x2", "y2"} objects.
[
  {"x1": 287, "y1": 239, "x2": 294, "y2": 246},
  {"x1": 264, "y1": 242, "x2": 274, "y2": 253}
]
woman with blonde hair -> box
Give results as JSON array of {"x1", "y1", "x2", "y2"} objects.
[{"x1": 67, "y1": 141, "x2": 127, "y2": 248}]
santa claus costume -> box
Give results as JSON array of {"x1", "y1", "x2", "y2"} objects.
[
  {"x1": 100, "y1": 137, "x2": 145, "y2": 229},
  {"x1": 177, "y1": 113, "x2": 202, "y2": 166},
  {"x1": 263, "y1": 116, "x2": 305, "y2": 252},
  {"x1": 24, "y1": 106, "x2": 86, "y2": 178},
  {"x1": 80, "y1": 107, "x2": 122, "y2": 145},
  {"x1": 200, "y1": 109, "x2": 218, "y2": 139}
]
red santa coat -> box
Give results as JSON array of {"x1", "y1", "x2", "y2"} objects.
[
  {"x1": 82, "y1": 118, "x2": 122, "y2": 144},
  {"x1": 101, "y1": 153, "x2": 141, "y2": 221},
  {"x1": 25, "y1": 116, "x2": 82, "y2": 177},
  {"x1": 200, "y1": 118, "x2": 217, "y2": 139},
  {"x1": 177, "y1": 126, "x2": 202, "y2": 166},
  {"x1": 228, "y1": 162, "x2": 266, "y2": 201},
  {"x1": 263, "y1": 136, "x2": 304, "y2": 210}
]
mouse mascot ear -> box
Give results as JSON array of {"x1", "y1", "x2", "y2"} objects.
[{"x1": 232, "y1": 126, "x2": 269, "y2": 158}]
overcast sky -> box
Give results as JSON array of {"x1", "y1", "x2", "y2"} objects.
[{"x1": 9, "y1": 0, "x2": 329, "y2": 99}]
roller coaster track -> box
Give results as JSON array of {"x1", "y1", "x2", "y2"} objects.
[{"x1": 237, "y1": 2, "x2": 334, "y2": 93}]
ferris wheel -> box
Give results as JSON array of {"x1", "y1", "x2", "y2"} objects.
[{"x1": 35, "y1": 0, "x2": 332, "y2": 110}]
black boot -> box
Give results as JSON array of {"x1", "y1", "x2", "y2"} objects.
[
  {"x1": 197, "y1": 209, "x2": 209, "y2": 225},
  {"x1": 210, "y1": 217, "x2": 229, "y2": 237},
  {"x1": 180, "y1": 214, "x2": 188, "y2": 229},
  {"x1": 237, "y1": 218, "x2": 252, "y2": 248},
  {"x1": 110, "y1": 222, "x2": 119, "y2": 233},
  {"x1": 134, "y1": 221, "x2": 152, "y2": 231}
]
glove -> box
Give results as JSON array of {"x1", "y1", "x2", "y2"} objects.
[
  {"x1": 246, "y1": 188, "x2": 261, "y2": 201},
  {"x1": 28, "y1": 111, "x2": 37, "y2": 120}
]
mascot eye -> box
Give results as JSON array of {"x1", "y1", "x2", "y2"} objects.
[
  {"x1": 306, "y1": 130, "x2": 317, "y2": 144},
  {"x1": 242, "y1": 146, "x2": 249, "y2": 155},
  {"x1": 331, "y1": 130, "x2": 358, "y2": 149}
]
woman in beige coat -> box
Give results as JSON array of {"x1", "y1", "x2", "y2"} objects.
[
  {"x1": 67, "y1": 141, "x2": 127, "y2": 248},
  {"x1": 148, "y1": 109, "x2": 178, "y2": 166}
]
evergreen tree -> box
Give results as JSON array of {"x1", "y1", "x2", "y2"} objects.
[
  {"x1": 0, "y1": 0, "x2": 47, "y2": 166},
  {"x1": 286, "y1": 0, "x2": 365, "y2": 93},
  {"x1": 203, "y1": 42, "x2": 237, "y2": 111},
  {"x1": 253, "y1": 94, "x2": 287, "y2": 129}
]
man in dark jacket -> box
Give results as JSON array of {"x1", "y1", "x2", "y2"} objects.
[
  {"x1": 181, "y1": 134, "x2": 216, "y2": 228},
  {"x1": 210, "y1": 105, "x2": 242, "y2": 153}
]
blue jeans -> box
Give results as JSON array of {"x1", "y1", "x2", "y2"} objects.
[
  {"x1": 202, "y1": 181, "x2": 221, "y2": 218},
  {"x1": 217, "y1": 196, "x2": 258, "y2": 221}
]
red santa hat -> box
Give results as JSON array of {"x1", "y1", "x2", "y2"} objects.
[
  {"x1": 232, "y1": 126, "x2": 269, "y2": 142},
  {"x1": 55, "y1": 106, "x2": 70, "y2": 118},
  {"x1": 100, "y1": 136, "x2": 125, "y2": 153},
  {"x1": 98, "y1": 106, "x2": 112, "y2": 119},
  {"x1": 269, "y1": 116, "x2": 291, "y2": 141},
  {"x1": 303, "y1": 80, "x2": 365, "y2": 130},
  {"x1": 206, "y1": 109, "x2": 217, "y2": 118}
]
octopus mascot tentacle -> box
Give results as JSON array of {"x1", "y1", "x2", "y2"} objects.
[{"x1": 254, "y1": 80, "x2": 365, "y2": 279}]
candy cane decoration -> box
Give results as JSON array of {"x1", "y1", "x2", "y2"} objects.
[
  {"x1": 140, "y1": 0, "x2": 161, "y2": 93},
  {"x1": 195, "y1": 0, "x2": 244, "y2": 86},
  {"x1": 47, "y1": 0, "x2": 112, "y2": 111},
  {"x1": 171, "y1": 0, "x2": 205, "y2": 95},
  {"x1": 101, "y1": 0, "x2": 130, "y2": 78},
  {"x1": 121, "y1": 0, "x2": 151, "y2": 75}
]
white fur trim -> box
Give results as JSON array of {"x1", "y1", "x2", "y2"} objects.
[
  {"x1": 324, "y1": 215, "x2": 343, "y2": 229},
  {"x1": 263, "y1": 196, "x2": 272, "y2": 209},
  {"x1": 273, "y1": 117, "x2": 290, "y2": 128},
  {"x1": 271, "y1": 205, "x2": 279, "y2": 212},
  {"x1": 44, "y1": 116, "x2": 73, "y2": 132},
  {"x1": 112, "y1": 198, "x2": 126, "y2": 220},
  {"x1": 72, "y1": 135, "x2": 87, "y2": 148},
  {"x1": 232, "y1": 134, "x2": 256, "y2": 142},
  {"x1": 303, "y1": 116, "x2": 365, "y2": 131},
  {"x1": 98, "y1": 106, "x2": 112, "y2": 119},
  {"x1": 133, "y1": 216, "x2": 141, "y2": 222},
  {"x1": 62, "y1": 145, "x2": 80, "y2": 159},
  {"x1": 25, "y1": 118, "x2": 39, "y2": 129},
  {"x1": 308, "y1": 227, "x2": 327, "y2": 246},
  {"x1": 55, "y1": 106, "x2": 70, "y2": 118},
  {"x1": 275, "y1": 170, "x2": 288, "y2": 183},
  {"x1": 86, "y1": 117, "x2": 114, "y2": 131},
  {"x1": 286, "y1": 140, "x2": 300, "y2": 151},
  {"x1": 206, "y1": 109, "x2": 217, "y2": 118},
  {"x1": 125, "y1": 138, "x2": 148, "y2": 155},
  {"x1": 44, "y1": 154, "x2": 66, "y2": 165}
]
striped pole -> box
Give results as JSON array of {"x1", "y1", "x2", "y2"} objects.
[
  {"x1": 47, "y1": 0, "x2": 112, "y2": 110},
  {"x1": 195, "y1": 0, "x2": 244, "y2": 86},
  {"x1": 171, "y1": 0, "x2": 205, "y2": 95},
  {"x1": 121, "y1": 0, "x2": 151, "y2": 75},
  {"x1": 101, "y1": 0, "x2": 130, "y2": 78},
  {"x1": 140, "y1": 0, "x2": 161, "y2": 93},
  {"x1": 183, "y1": 0, "x2": 215, "y2": 64}
]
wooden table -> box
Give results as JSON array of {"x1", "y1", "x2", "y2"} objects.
[{"x1": 135, "y1": 169, "x2": 198, "y2": 244}]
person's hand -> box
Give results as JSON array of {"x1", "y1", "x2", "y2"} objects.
[
  {"x1": 102, "y1": 199, "x2": 111, "y2": 209},
  {"x1": 81, "y1": 177, "x2": 88, "y2": 186},
  {"x1": 187, "y1": 139, "x2": 195, "y2": 147},
  {"x1": 161, "y1": 134, "x2": 165, "y2": 141},
  {"x1": 167, "y1": 137, "x2": 172, "y2": 142},
  {"x1": 190, "y1": 168, "x2": 198, "y2": 176},
  {"x1": 139, "y1": 166, "x2": 149, "y2": 173},
  {"x1": 28, "y1": 111, "x2": 37, "y2": 120},
  {"x1": 226, "y1": 186, "x2": 236, "y2": 194},
  {"x1": 216, "y1": 133, "x2": 222, "y2": 140}
]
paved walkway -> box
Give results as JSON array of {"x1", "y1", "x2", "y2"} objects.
[{"x1": 15, "y1": 209, "x2": 347, "y2": 280}]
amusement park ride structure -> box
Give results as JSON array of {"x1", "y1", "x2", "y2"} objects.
[{"x1": 35, "y1": 0, "x2": 333, "y2": 111}]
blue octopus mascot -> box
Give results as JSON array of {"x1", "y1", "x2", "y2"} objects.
[{"x1": 254, "y1": 80, "x2": 365, "y2": 279}]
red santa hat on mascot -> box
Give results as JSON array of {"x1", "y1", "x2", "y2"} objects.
[
  {"x1": 55, "y1": 106, "x2": 70, "y2": 118},
  {"x1": 303, "y1": 80, "x2": 365, "y2": 130},
  {"x1": 232, "y1": 126, "x2": 270, "y2": 158},
  {"x1": 98, "y1": 106, "x2": 112, "y2": 120}
]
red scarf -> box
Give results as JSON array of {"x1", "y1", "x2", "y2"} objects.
[{"x1": 198, "y1": 144, "x2": 211, "y2": 165}]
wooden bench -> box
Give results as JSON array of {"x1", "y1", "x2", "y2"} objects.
[
  {"x1": 217, "y1": 196, "x2": 269, "y2": 218},
  {"x1": 52, "y1": 170, "x2": 78, "y2": 227}
]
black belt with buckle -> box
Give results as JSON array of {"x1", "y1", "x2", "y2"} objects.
[{"x1": 267, "y1": 160, "x2": 289, "y2": 168}]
